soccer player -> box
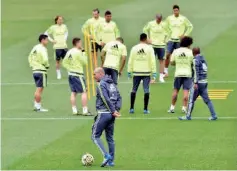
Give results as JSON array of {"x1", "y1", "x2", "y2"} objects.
[
  {"x1": 143, "y1": 14, "x2": 169, "y2": 83},
  {"x1": 28, "y1": 34, "x2": 49, "y2": 112},
  {"x1": 62, "y1": 38, "x2": 91, "y2": 116},
  {"x1": 164, "y1": 5, "x2": 193, "y2": 77},
  {"x1": 128, "y1": 33, "x2": 157, "y2": 114},
  {"x1": 96, "y1": 10, "x2": 120, "y2": 47},
  {"x1": 101, "y1": 37, "x2": 127, "y2": 85},
  {"x1": 167, "y1": 36, "x2": 195, "y2": 113},
  {"x1": 45, "y1": 16, "x2": 68, "y2": 79},
  {"x1": 179, "y1": 47, "x2": 218, "y2": 121},
  {"x1": 92, "y1": 67, "x2": 121, "y2": 167},
  {"x1": 81, "y1": 8, "x2": 104, "y2": 61}
]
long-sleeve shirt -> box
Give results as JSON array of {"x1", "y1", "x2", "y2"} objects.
[
  {"x1": 143, "y1": 20, "x2": 169, "y2": 48},
  {"x1": 62, "y1": 47, "x2": 87, "y2": 76},
  {"x1": 96, "y1": 21, "x2": 120, "y2": 44},
  {"x1": 194, "y1": 54, "x2": 208, "y2": 83},
  {"x1": 102, "y1": 40, "x2": 127, "y2": 71},
  {"x1": 96, "y1": 76, "x2": 122, "y2": 113},
  {"x1": 45, "y1": 24, "x2": 68, "y2": 49},
  {"x1": 170, "y1": 47, "x2": 196, "y2": 82},
  {"x1": 166, "y1": 14, "x2": 193, "y2": 42},
  {"x1": 81, "y1": 17, "x2": 105, "y2": 42},
  {"x1": 127, "y1": 43, "x2": 156, "y2": 76},
  {"x1": 28, "y1": 44, "x2": 49, "y2": 73}
]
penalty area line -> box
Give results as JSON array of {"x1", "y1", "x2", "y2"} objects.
[{"x1": 1, "y1": 116, "x2": 237, "y2": 121}]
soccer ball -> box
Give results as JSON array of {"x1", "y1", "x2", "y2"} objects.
[{"x1": 81, "y1": 153, "x2": 94, "y2": 166}]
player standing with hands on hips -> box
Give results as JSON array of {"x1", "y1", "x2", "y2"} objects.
[
  {"x1": 96, "y1": 11, "x2": 120, "y2": 47},
  {"x1": 164, "y1": 5, "x2": 193, "y2": 77},
  {"x1": 179, "y1": 47, "x2": 218, "y2": 121},
  {"x1": 92, "y1": 67, "x2": 122, "y2": 167},
  {"x1": 45, "y1": 16, "x2": 68, "y2": 79},
  {"x1": 128, "y1": 33, "x2": 157, "y2": 114},
  {"x1": 28, "y1": 34, "x2": 50, "y2": 112}
]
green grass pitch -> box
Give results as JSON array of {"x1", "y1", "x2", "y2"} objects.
[{"x1": 1, "y1": 0, "x2": 237, "y2": 169}]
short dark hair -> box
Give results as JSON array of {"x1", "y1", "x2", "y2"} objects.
[
  {"x1": 180, "y1": 36, "x2": 193, "y2": 47},
  {"x1": 116, "y1": 37, "x2": 124, "y2": 43},
  {"x1": 140, "y1": 33, "x2": 147, "y2": 41},
  {"x1": 93, "y1": 8, "x2": 100, "y2": 14},
  {"x1": 54, "y1": 15, "x2": 62, "y2": 24},
  {"x1": 38, "y1": 34, "x2": 48, "y2": 42},
  {"x1": 173, "y1": 5, "x2": 180, "y2": 10},
  {"x1": 72, "y1": 37, "x2": 81, "y2": 46},
  {"x1": 105, "y1": 10, "x2": 112, "y2": 16}
]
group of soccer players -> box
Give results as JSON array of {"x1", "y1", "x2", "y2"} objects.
[
  {"x1": 28, "y1": 4, "x2": 219, "y2": 167},
  {"x1": 28, "y1": 4, "x2": 217, "y2": 120}
]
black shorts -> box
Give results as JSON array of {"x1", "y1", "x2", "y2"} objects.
[
  {"x1": 153, "y1": 47, "x2": 165, "y2": 60},
  {"x1": 103, "y1": 67, "x2": 118, "y2": 85},
  {"x1": 33, "y1": 73, "x2": 47, "y2": 88},
  {"x1": 69, "y1": 75, "x2": 86, "y2": 93},
  {"x1": 55, "y1": 49, "x2": 67, "y2": 61},
  {"x1": 167, "y1": 41, "x2": 180, "y2": 54},
  {"x1": 132, "y1": 76, "x2": 151, "y2": 93},
  {"x1": 173, "y1": 77, "x2": 192, "y2": 90},
  {"x1": 91, "y1": 42, "x2": 102, "y2": 52}
]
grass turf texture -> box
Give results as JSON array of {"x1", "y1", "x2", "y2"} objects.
[{"x1": 1, "y1": 0, "x2": 237, "y2": 169}]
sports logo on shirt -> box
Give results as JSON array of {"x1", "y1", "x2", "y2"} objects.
[
  {"x1": 112, "y1": 44, "x2": 118, "y2": 49},
  {"x1": 137, "y1": 48, "x2": 145, "y2": 55}
]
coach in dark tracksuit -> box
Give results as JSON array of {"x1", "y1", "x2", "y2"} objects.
[
  {"x1": 179, "y1": 47, "x2": 218, "y2": 121},
  {"x1": 92, "y1": 67, "x2": 122, "y2": 167}
]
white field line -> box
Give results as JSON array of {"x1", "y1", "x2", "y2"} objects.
[
  {"x1": 1, "y1": 116, "x2": 237, "y2": 121},
  {"x1": 1, "y1": 80, "x2": 237, "y2": 86}
]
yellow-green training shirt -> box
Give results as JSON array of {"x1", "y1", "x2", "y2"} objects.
[
  {"x1": 166, "y1": 14, "x2": 193, "y2": 42},
  {"x1": 128, "y1": 43, "x2": 156, "y2": 76},
  {"x1": 45, "y1": 24, "x2": 68, "y2": 49},
  {"x1": 143, "y1": 20, "x2": 169, "y2": 48},
  {"x1": 82, "y1": 17, "x2": 105, "y2": 42},
  {"x1": 28, "y1": 44, "x2": 49, "y2": 73},
  {"x1": 103, "y1": 40, "x2": 127, "y2": 71},
  {"x1": 170, "y1": 47, "x2": 196, "y2": 81},
  {"x1": 96, "y1": 21, "x2": 120, "y2": 44},
  {"x1": 62, "y1": 47, "x2": 88, "y2": 76}
]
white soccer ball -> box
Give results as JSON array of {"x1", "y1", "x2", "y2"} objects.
[{"x1": 81, "y1": 153, "x2": 94, "y2": 166}]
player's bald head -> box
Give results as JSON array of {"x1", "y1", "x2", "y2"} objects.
[
  {"x1": 94, "y1": 67, "x2": 104, "y2": 74},
  {"x1": 156, "y1": 14, "x2": 162, "y2": 22},
  {"x1": 156, "y1": 14, "x2": 162, "y2": 19},
  {"x1": 193, "y1": 47, "x2": 201, "y2": 56},
  {"x1": 94, "y1": 67, "x2": 105, "y2": 82}
]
